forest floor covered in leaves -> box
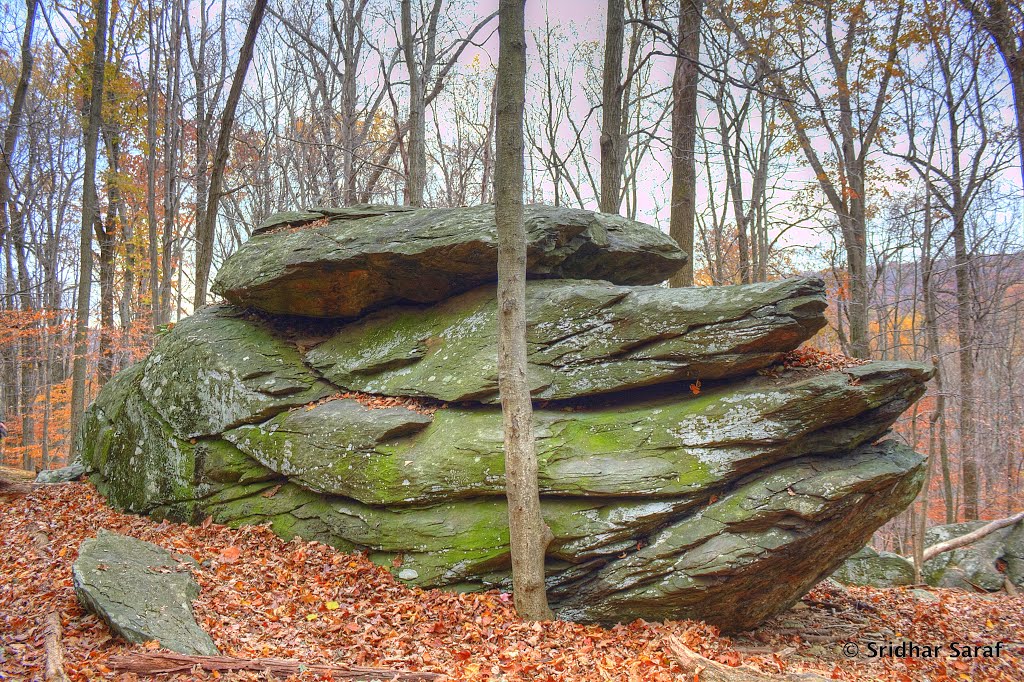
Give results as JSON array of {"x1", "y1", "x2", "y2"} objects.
[{"x1": 2, "y1": 483, "x2": 1022, "y2": 682}]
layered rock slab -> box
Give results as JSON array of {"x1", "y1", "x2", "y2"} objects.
[
  {"x1": 211, "y1": 204, "x2": 687, "y2": 318},
  {"x1": 306, "y1": 277, "x2": 827, "y2": 402},
  {"x1": 550, "y1": 441, "x2": 925, "y2": 629},
  {"x1": 192, "y1": 440, "x2": 923, "y2": 633},
  {"x1": 224, "y1": 361, "x2": 932, "y2": 505},
  {"x1": 73, "y1": 530, "x2": 219, "y2": 655}
]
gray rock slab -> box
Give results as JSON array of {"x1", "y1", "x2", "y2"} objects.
[
  {"x1": 212, "y1": 204, "x2": 687, "y2": 318},
  {"x1": 306, "y1": 277, "x2": 827, "y2": 402},
  {"x1": 72, "y1": 530, "x2": 219, "y2": 655},
  {"x1": 831, "y1": 546, "x2": 915, "y2": 587},
  {"x1": 36, "y1": 463, "x2": 86, "y2": 484}
]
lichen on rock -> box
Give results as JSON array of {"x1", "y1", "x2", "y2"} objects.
[{"x1": 78, "y1": 203, "x2": 933, "y2": 632}]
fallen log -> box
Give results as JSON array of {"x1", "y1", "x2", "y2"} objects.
[
  {"x1": 666, "y1": 636, "x2": 828, "y2": 682},
  {"x1": 43, "y1": 611, "x2": 70, "y2": 682},
  {"x1": 108, "y1": 651, "x2": 445, "y2": 680},
  {"x1": 920, "y1": 511, "x2": 1024, "y2": 562},
  {"x1": 0, "y1": 464, "x2": 36, "y2": 498}
]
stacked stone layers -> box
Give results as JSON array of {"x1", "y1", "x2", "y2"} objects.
[{"x1": 77, "y1": 204, "x2": 931, "y2": 632}]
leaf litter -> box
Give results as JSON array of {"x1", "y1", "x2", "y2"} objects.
[{"x1": 2, "y1": 483, "x2": 1021, "y2": 681}]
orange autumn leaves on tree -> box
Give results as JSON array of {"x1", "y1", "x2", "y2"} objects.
[{"x1": 0, "y1": 309, "x2": 154, "y2": 470}]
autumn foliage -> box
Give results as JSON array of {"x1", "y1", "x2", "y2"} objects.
[{"x1": 2, "y1": 483, "x2": 1022, "y2": 681}]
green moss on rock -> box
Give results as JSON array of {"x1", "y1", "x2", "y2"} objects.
[
  {"x1": 225, "y1": 362, "x2": 931, "y2": 506},
  {"x1": 306, "y1": 277, "x2": 827, "y2": 402},
  {"x1": 140, "y1": 305, "x2": 332, "y2": 439}
]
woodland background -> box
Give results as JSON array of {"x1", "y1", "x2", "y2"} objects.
[{"x1": 0, "y1": 0, "x2": 1022, "y2": 557}]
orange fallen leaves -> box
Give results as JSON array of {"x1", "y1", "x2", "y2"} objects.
[
  {"x1": 1, "y1": 484, "x2": 1021, "y2": 681},
  {"x1": 218, "y1": 546, "x2": 242, "y2": 564}
]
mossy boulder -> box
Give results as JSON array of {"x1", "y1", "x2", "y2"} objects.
[
  {"x1": 211, "y1": 204, "x2": 687, "y2": 318},
  {"x1": 224, "y1": 362, "x2": 930, "y2": 506},
  {"x1": 306, "y1": 277, "x2": 827, "y2": 402},
  {"x1": 79, "y1": 205, "x2": 935, "y2": 631},
  {"x1": 831, "y1": 546, "x2": 916, "y2": 587},
  {"x1": 922, "y1": 520, "x2": 1024, "y2": 590}
]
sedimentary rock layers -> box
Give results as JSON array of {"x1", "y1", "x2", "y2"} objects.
[
  {"x1": 306, "y1": 277, "x2": 827, "y2": 402},
  {"x1": 212, "y1": 205, "x2": 688, "y2": 318},
  {"x1": 223, "y1": 361, "x2": 930, "y2": 506},
  {"x1": 78, "y1": 203, "x2": 933, "y2": 631}
]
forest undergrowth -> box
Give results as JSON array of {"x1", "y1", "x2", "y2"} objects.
[{"x1": 2, "y1": 484, "x2": 1022, "y2": 681}]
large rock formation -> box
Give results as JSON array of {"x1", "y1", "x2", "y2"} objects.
[{"x1": 77, "y1": 204, "x2": 931, "y2": 632}]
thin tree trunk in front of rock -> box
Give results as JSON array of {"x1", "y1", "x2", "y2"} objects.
[
  {"x1": 668, "y1": 0, "x2": 702, "y2": 287},
  {"x1": 193, "y1": 0, "x2": 268, "y2": 309},
  {"x1": 69, "y1": 0, "x2": 109, "y2": 451},
  {"x1": 401, "y1": 0, "x2": 427, "y2": 206},
  {"x1": 599, "y1": 0, "x2": 624, "y2": 214},
  {"x1": 494, "y1": 0, "x2": 553, "y2": 622}
]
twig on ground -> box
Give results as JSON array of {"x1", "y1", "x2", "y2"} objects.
[
  {"x1": 43, "y1": 611, "x2": 70, "y2": 682},
  {"x1": 666, "y1": 635, "x2": 829, "y2": 681},
  {"x1": 108, "y1": 651, "x2": 446, "y2": 680}
]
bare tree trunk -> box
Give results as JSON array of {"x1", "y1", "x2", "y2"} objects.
[
  {"x1": 480, "y1": 80, "x2": 497, "y2": 203},
  {"x1": 916, "y1": 195, "x2": 942, "y2": 579},
  {"x1": 401, "y1": 0, "x2": 426, "y2": 206},
  {"x1": 146, "y1": 0, "x2": 161, "y2": 328},
  {"x1": 495, "y1": 0, "x2": 553, "y2": 622},
  {"x1": 98, "y1": 86, "x2": 124, "y2": 385},
  {"x1": 69, "y1": 0, "x2": 108, "y2": 452},
  {"x1": 13, "y1": 210, "x2": 37, "y2": 469},
  {"x1": 160, "y1": 0, "x2": 183, "y2": 325},
  {"x1": 193, "y1": 0, "x2": 269, "y2": 309},
  {"x1": 952, "y1": 208, "x2": 979, "y2": 519},
  {"x1": 668, "y1": 0, "x2": 702, "y2": 287},
  {"x1": 0, "y1": 0, "x2": 38, "y2": 245},
  {"x1": 960, "y1": 0, "x2": 1024, "y2": 187},
  {"x1": 186, "y1": 3, "x2": 213, "y2": 309},
  {"x1": 599, "y1": 0, "x2": 624, "y2": 214}
]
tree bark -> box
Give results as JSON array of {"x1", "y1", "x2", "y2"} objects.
[
  {"x1": 69, "y1": 0, "x2": 109, "y2": 452},
  {"x1": 668, "y1": 0, "x2": 702, "y2": 287},
  {"x1": 0, "y1": 0, "x2": 38, "y2": 245},
  {"x1": 193, "y1": 0, "x2": 269, "y2": 309},
  {"x1": 952, "y1": 205, "x2": 979, "y2": 519},
  {"x1": 495, "y1": 0, "x2": 553, "y2": 621},
  {"x1": 98, "y1": 80, "x2": 124, "y2": 385},
  {"x1": 959, "y1": 0, "x2": 1024, "y2": 187},
  {"x1": 599, "y1": 0, "x2": 625, "y2": 214},
  {"x1": 160, "y1": 0, "x2": 183, "y2": 325},
  {"x1": 401, "y1": 0, "x2": 427, "y2": 206},
  {"x1": 919, "y1": 511, "x2": 1024, "y2": 562},
  {"x1": 146, "y1": 0, "x2": 161, "y2": 328}
]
